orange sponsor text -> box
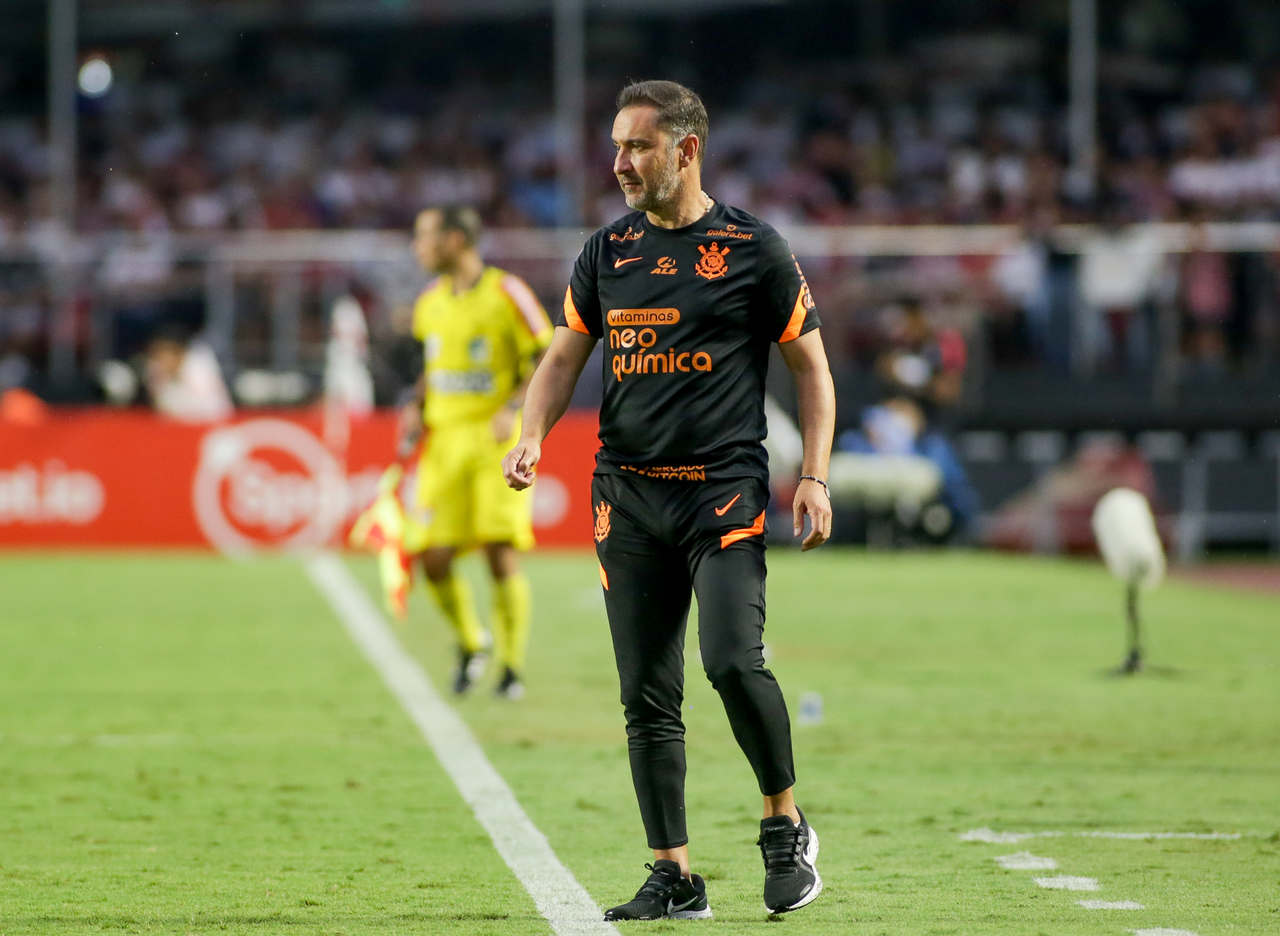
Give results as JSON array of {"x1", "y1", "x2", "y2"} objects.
[
  {"x1": 605, "y1": 307, "x2": 711, "y2": 382},
  {"x1": 609, "y1": 345, "x2": 713, "y2": 382},
  {"x1": 607, "y1": 308, "x2": 681, "y2": 326},
  {"x1": 620, "y1": 464, "x2": 708, "y2": 482}
]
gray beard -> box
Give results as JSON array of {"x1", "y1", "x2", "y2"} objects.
[{"x1": 623, "y1": 160, "x2": 680, "y2": 213}]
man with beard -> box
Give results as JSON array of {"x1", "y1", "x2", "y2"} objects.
[{"x1": 502, "y1": 81, "x2": 834, "y2": 919}]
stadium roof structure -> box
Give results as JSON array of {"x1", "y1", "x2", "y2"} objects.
[{"x1": 77, "y1": 0, "x2": 783, "y2": 39}]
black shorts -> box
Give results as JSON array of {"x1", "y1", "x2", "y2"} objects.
[{"x1": 591, "y1": 471, "x2": 771, "y2": 612}]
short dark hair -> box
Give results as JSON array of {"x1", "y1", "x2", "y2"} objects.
[
  {"x1": 431, "y1": 204, "x2": 482, "y2": 246},
  {"x1": 616, "y1": 80, "x2": 708, "y2": 160}
]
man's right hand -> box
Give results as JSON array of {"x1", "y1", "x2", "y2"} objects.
[{"x1": 502, "y1": 438, "x2": 541, "y2": 490}]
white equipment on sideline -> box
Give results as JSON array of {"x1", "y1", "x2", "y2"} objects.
[
  {"x1": 1091, "y1": 487, "x2": 1166, "y2": 674},
  {"x1": 828, "y1": 454, "x2": 942, "y2": 517},
  {"x1": 764, "y1": 395, "x2": 944, "y2": 544}
]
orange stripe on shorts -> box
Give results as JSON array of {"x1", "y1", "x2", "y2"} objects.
[{"x1": 720, "y1": 510, "x2": 766, "y2": 549}]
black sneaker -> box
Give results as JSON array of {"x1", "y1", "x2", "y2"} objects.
[
  {"x1": 666, "y1": 872, "x2": 711, "y2": 920},
  {"x1": 452, "y1": 646, "x2": 487, "y2": 695},
  {"x1": 494, "y1": 666, "x2": 525, "y2": 701},
  {"x1": 603, "y1": 859, "x2": 712, "y2": 921},
  {"x1": 758, "y1": 808, "x2": 822, "y2": 913}
]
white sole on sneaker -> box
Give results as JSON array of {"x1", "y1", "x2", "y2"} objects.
[
  {"x1": 765, "y1": 824, "x2": 823, "y2": 914},
  {"x1": 667, "y1": 907, "x2": 714, "y2": 920}
]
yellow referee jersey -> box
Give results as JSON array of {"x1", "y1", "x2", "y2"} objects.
[{"x1": 412, "y1": 266, "x2": 552, "y2": 428}]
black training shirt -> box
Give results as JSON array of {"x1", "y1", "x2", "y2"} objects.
[{"x1": 556, "y1": 201, "x2": 820, "y2": 483}]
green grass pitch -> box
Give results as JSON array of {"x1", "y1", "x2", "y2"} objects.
[{"x1": 1, "y1": 549, "x2": 1276, "y2": 934}]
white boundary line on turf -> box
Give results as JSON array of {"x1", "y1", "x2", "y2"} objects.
[
  {"x1": 1034, "y1": 875, "x2": 1100, "y2": 891},
  {"x1": 984, "y1": 839, "x2": 1202, "y2": 933},
  {"x1": 961, "y1": 827, "x2": 1243, "y2": 843},
  {"x1": 305, "y1": 553, "x2": 618, "y2": 936},
  {"x1": 995, "y1": 852, "x2": 1058, "y2": 871}
]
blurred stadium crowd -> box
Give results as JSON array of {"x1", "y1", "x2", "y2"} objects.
[
  {"x1": 2, "y1": 0, "x2": 1280, "y2": 407},
  {"x1": 4, "y1": 30, "x2": 1280, "y2": 235}
]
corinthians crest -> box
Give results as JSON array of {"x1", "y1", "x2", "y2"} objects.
[
  {"x1": 695, "y1": 242, "x2": 730, "y2": 280},
  {"x1": 593, "y1": 501, "x2": 612, "y2": 542}
]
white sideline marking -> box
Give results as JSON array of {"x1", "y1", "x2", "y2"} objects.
[
  {"x1": 305, "y1": 554, "x2": 616, "y2": 936},
  {"x1": 1034, "y1": 876, "x2": 1100, "y2": 891},
  {"x1": 1079, "y1": 900, "x2": 1144, "y2": 910},
  {"x1": 995, "y1": 852, "x2": 1058, "y2": 870},
  {"x1": 1131, "y1": 930, "x2": 1200, "y2": 936},
  {"x1": 1078, "y1": 831, "x2": 1240, "y2": 840},
  {"x1": 962, "y1": 828, "x2": 1050, "y2": 843},
  {"x1": 961, "y1": 827, "x2": 1242, "y2": 843}
]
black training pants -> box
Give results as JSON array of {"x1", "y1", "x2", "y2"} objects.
[{"x1": 591, "y1": 471, "x2": 796, "y2": 850}]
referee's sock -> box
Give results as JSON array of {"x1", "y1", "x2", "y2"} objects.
[
  {"x1": 426, "y1": 574, "x2": 487, "y2": 655},
  {"x1": 491, "y1": 573, "x2": 531, "y2": 673}
]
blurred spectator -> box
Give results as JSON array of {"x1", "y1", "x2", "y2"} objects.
[
  {"x1": 143, "y1": 327, "x2": 233, "y2": 422},
  {"x1": 322, "y1": 295, "x2": 375, "y2": 451},
  {"x1": 874, "y1": 298, "x2": 967, "y2": 421},
  {"x1": 0, "y1": 250, "x2": 46, "y2": 395},
  {"x1": 1076, "y1": 197, "x2": 1167, "y2": 372},
  {"x1": 839, "y1": 298, "x2": 980, "y2": 538},
  {"x1": 1180, "y1": 218, "x2": 1233, "y2": 375},
  {"x1": 96, "y1": 201, "x2": 179, "y2": 358},
  {"x1": 990, "y1": 215, "x2": 1054, "y2": 366}
]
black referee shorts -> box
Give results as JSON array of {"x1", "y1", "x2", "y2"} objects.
[{"x1": 591, "y1": 471, "x2": 796, "y2": 849}]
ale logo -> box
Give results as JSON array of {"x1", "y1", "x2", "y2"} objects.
[{"x1": 193, "y1": 419, "x2": 347, "y2": 554}]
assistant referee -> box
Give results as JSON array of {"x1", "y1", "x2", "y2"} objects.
[{"x1": 502, "y1": 80, "x2": 835, "y2": 920}]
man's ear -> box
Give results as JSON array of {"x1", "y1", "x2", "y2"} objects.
[{"x1": 677, "y1": 133, "x2": 701, "y2": 169}]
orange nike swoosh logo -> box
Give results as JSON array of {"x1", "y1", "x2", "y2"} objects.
[
  {"x1": 614, "y1": 257, "x2": 644, "y2": 268},
  {"x1": 714, "y1": 493, "x2": 742, "y2": 516}
]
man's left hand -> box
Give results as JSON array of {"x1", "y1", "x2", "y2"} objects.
[{"x1": 793, "y1": 478, "x2": 832, "y2": 551}]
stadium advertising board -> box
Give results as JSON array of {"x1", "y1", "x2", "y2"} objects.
[{"x1": 0, "y1": 410, "x2": 598, "y2": 551}]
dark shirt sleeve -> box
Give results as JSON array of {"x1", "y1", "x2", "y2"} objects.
[
  {"x1": 556, "y1": 237, "x2": 604, "y2": 338},
  {"x1": 755, "y1": 226, "x2": 821, "y2": 343}
]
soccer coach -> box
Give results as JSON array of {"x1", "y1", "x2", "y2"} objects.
[{"x1": 502, "y1": 79, "x2": 834, "y2": 920}]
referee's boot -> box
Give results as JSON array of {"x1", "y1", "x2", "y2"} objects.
[
  {"x1": 603, "y1": 859, "x2": 712, "y2": 921},
  {"x1": 494, "y1": 666, "x2": 525, "y2": 701},
  {"x1": 758, "y1": 808, "x2": 822, "y2": 914},
  {"x1": 452, "y1": 645, "x2": 488, "y2": 695}
]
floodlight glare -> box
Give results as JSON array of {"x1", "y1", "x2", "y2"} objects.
[{"x1": 78, "y1": 57, "x2": 113, "y2": 97}]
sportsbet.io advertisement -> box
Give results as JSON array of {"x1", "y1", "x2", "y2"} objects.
[{"x1": 0, "y1": 410, "x2": 598, "y2": 552}]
